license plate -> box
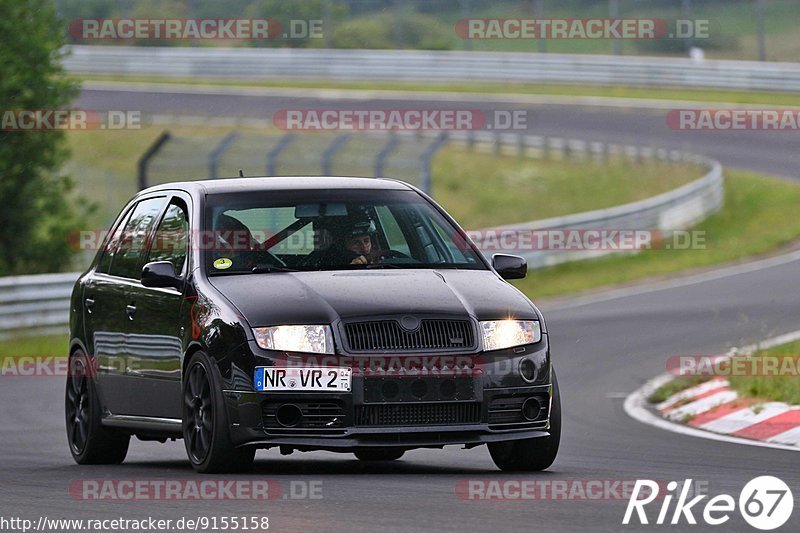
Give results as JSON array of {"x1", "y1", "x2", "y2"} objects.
[{"x1": 254, "y1": 367, "x2": 352, "y2": 392}]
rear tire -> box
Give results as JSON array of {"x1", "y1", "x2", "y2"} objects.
[
  {"x1": 65, "y1": 350, "x2": 130, "y2": 465},
  {"x1": 183, "y1": 351, "x2": 255, "y2": 474},
  {"x1": 488, "y1": 369, "x2": 561, "y2": 472},
  {"x1": 354, "y1": 449, "x2": 405, "y2": 461}
]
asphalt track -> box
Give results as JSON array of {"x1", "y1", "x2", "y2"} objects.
[{"x1": 1, "y1": 87, "x2": 799, "y2": 532}]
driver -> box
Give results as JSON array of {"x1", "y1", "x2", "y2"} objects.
[{"x1": 327, "y1": 211, "x2": 382, "y2": 266}]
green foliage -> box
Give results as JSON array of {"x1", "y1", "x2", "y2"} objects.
[
  {"x1": 332, "y1": 11, "x2": 453, "y2": 50},
  {"x1": 0, "y1": 0, "x2": 89, "y2": 275}
]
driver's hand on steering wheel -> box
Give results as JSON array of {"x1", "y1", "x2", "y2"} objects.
[{"x1": 350, "y1": 255, "x2": 369, "y2": 265}]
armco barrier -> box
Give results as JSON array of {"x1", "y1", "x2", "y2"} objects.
[
  {"x1": 0, "y1": 273, "x2": 77, "y2": 339},
  {"x1": 63, "y1": 45, "x2": 800, "y2": 92}
]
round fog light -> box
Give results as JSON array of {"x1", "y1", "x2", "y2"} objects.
[{"x1": 521, "y1": 397, "x2": 541, "y2": 421}]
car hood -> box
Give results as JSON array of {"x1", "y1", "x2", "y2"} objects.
[{"x1": 208, "y1": 269, "x2": 538, "y2": 327}]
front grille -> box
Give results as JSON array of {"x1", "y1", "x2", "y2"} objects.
[
  {"x1": 262, "y1": 401, "x2": 346, "y2": 433},
  {"x1": 488, "y1": 394, "x2": 549, "y2": 428},
  {"x1": 344, "y1": 319, "x2": 475, "y2": 352},
  {"x1": 354, "y1": 402, "x2": 481, "y2": 426}
]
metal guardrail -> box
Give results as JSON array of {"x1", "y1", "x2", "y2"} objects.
[
  {"x1": 0, "y1": 134, "x2": 721, "y2": 338},
  {"x1": 0, "y1": 273, "x2": 76, "y2": 340},
  {"x1": 64, "y1": 45, "x2": 800, "y2": 92}
]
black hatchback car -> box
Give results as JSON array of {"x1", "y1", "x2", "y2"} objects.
[{"x1": 66, "y1": 177, "x2": 560, "y2": 473}]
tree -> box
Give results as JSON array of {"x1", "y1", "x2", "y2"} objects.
[{"x1": 0, "y1": 0, "x2": 89, "y2": 275}]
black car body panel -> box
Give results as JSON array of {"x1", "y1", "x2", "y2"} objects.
[{"x1": 68, "y1": 176, "x2": 556, "y2": 459}]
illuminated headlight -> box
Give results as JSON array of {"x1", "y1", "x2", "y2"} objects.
[
  {"x1": 480, "y1": 320, "x2": 541, "y2": 351},
  {"x1": 253, "y1": 325, "x2": 334, "y2": 354}
]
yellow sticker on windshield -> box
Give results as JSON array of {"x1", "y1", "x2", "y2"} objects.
[{"x1": 213, "y1": 258, "x2": 233, "y2": 270}]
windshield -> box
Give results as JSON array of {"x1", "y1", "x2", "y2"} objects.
[{"x1": 204, "y1": 188, "x2": 486, "y2": 274}]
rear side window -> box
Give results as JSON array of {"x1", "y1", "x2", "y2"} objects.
[
  {"x1": 146, "y1": 201, "x2": 189, "y2": 274},
  {"x1": 107, "y1": 197, "x2": 167, "y2": 279}
]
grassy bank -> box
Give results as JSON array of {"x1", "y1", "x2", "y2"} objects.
[
  {"x1": 0, "y1": 334, "x2": 69, "y2": 360},
  {"x1": 512, "y1": 170, "x2": 800, "y2": 299},
  {"x1": 729, "y1": 340, "x2": 800, "y2": 405}
]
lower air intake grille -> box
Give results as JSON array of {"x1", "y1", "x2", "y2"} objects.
[{"x1": 354, "y1": 402, "x2": 481, "y2": 427}]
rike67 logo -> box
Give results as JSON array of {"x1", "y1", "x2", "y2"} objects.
[{"x1": 623, "y1": 477, "x2": 793, "y2": 530}]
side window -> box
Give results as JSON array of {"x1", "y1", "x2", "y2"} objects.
[
  {"x1": 146, "y1": 201, "x2": 189, "y2": 274},
  {"x1": 97, "y1": 207, "x2": 134, "y2": 274},
  {"x1": 108, "y1": 197, "x2": 167, "y2": 279}
]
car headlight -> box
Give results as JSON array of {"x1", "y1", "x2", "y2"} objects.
[
  {"x1": 253, "y1": 325, "x2": 334, "y2": 354},
  {"x1": 480, "y1": 320, "x2": 541, "y2": 351}
]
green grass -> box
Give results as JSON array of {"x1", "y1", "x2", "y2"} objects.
[
  {"x1": 431, "y1": 148, "x2": 701, "y2": 228},
  {"x1": 729, "y1": 340, "x2": 800, "y2": 405},
  {"x1": 512, "y1": 170, "x2": 800, "y2": 299},
  {"x1": 0, "y1": 334, "x2": 68, "y2": 360},
  {"x1": 648, "y1": 375, "x2": 711, "y2": 404},
  {"x1": 78, "y1": 75, "x2": 800, "y2": 107}
]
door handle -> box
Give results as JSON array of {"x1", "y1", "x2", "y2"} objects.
[
  {"x1": 126, "y1": 304, "x2": 137, "y2": 320},
  {"x1": 85, "y1": 297, "x2": 95, "y2": 313}
]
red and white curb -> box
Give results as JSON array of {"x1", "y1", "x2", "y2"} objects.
[
  {"x1": 625, "y1": 330, "x2": 800, "y2": 451},
  {"x1": 656, "y1": 379, "x2": 800, "y2": 446}
]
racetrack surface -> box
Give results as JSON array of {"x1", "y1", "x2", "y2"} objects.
[{"x1": 1, "y1": 87, "x2": 798, "y2": 532}]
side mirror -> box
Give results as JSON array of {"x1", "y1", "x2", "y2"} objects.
[
  {"x1": 141, "y1": 261, "x2": 182, "y2": 289},
  {"x1": 492, "y1": 253, "x2": 527, "y2": 280}
]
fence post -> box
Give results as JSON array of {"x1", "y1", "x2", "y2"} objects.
[
  {"x1": 266, "y1": 133, "x2": 297, "y2": 176},
  {"x1": 322, "y1": 134, "x2": 350, "y2": 175},
  {"x1": 374, "y1": 133, "x2": 399, "y2": 177},
  {"x1": 208, "y1": 132, "x2": 239, "y2": 179},
  {"x1": 419, "y1": 132, "x2": 448, "y2": 195},
  {"x1": 137, "y1": 131, "x2": 171, "y2": 191}
]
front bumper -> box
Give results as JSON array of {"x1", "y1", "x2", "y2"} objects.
[{"x1": 220, "y1": 337, "x2": 553, "y2": 450}]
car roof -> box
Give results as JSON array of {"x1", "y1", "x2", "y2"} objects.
[{"x1": 140, "y1": 176, "x2": 415, "y2": 197}]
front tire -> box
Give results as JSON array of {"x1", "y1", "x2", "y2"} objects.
[
  {"x1": 65, "y1": 350, "x2": 130, "y2": 465},
  {"x1": 183, "y1": 351, "x2": 255, "y2": 473},
  {"x1": 488, "y1": 369, "x2": 561, "y2": 471},
  {"x1": 354, "y1": 448, "x2": 405, "y2": 461}
]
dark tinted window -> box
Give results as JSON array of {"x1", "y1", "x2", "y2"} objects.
[
  {"x1": 108, "y1": 197, "x2": 167, "y2": 279},
  {"x1": 146, "y1": 201, "x2": 189, "y2": 274},
  {"x1": 97, "y1": 206, "x2": 134, "y2": 274},
  {"x1": 204, "y1": 189, "x2": 485, "y2": 274}
]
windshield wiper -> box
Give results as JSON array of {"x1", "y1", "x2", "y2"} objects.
[{"x1": 251, "y1": 264, "x2": 299, "y2": 273}]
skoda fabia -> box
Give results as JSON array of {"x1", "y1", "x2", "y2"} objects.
[{"x1": 66, "y1": 177, "x2": 560, "y2": 473}]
